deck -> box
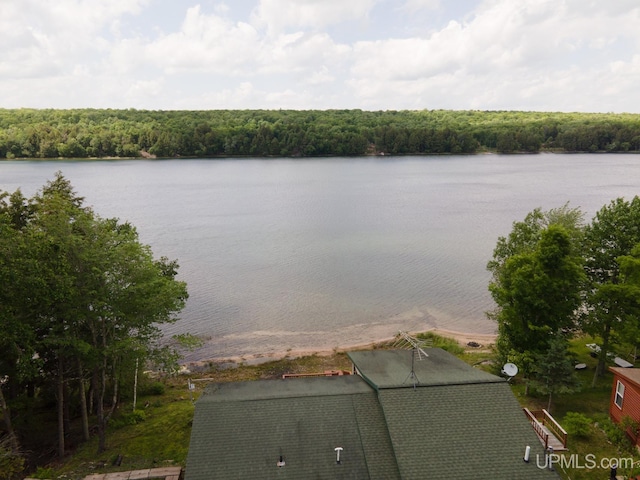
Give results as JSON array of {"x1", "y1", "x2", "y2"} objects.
[
  {"x1": 25, "y1": 467, "x2": 182, "y2": 480},
  {"x1": 82, "y1": 467, "x2": 182, "y2": 480},
  {"x1": 523, "y1": 408, "x2": 568, "y2": 451}
]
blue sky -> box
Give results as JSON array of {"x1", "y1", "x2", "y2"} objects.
[{"x1": 2, "y1": 0, "x2": 640, "y2": 112}]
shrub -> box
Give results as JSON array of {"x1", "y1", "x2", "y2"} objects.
[
  {"x1": 0, "y1": 452, "x2": 24, "y2": 480},
  {"x1": 621, "y1": 415, "x2": 640, "y2": 435},
  {"x1": 109, "y1": 409, "x2": 147, "y2": 429},
  {"x1": 29, "y1": 467, "x2": 53, "y2": 479},
  {"x1": 416, "y1": 332, "x2": 464, "y2": 355},
  {"x1": 0, "y1": 437, "x2": 25, "y2": 480},
  {"x1": 562, "y1": 412, "x2": 591, "y2": 438},
  {"x1": 140, "y1": 381, "x2": 165, "y2": 396},
  {"x1": 601, "y1": 418, "x2": 634, "y2": 451}
]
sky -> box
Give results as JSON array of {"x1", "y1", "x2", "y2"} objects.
[{"x1": 2, "y1": 0, "x2": 640, "y2": 112}]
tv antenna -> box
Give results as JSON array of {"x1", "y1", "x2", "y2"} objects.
[
  {"x1": 395, "y1": 331, "x2": 431, "y2": 389},
  {"x1": 501, "y1": 362, "x2": 519, "y2": 382},
  {"x1": 393, "y1": 331, "x2": 431, "y2": 359}
]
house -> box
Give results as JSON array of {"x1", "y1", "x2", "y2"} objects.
[
  {"x1": 185, "y1": 348, "x2": 559, "y2": 479},
  {"x1": 609, "y1": 367, "x2": 640, "y2": 445}
]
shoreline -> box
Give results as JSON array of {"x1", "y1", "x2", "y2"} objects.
[{"x1": 182, "y1": 327, "x2": 497, "y2": 368}]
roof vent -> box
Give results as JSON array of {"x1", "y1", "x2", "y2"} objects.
[
  {"x1": 523, "y1": 445, "x2": 530, "y2": 463},
  {"x1": 277, "y1": 455, "x2": 285, "y2": 467},
  {"x1": 334, "y1": 447, "x2": 343, "y2": 465}
]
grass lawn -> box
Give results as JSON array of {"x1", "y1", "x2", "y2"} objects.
[{"x1": 37, "y1": 382, "x2": 194, "y2": 479}]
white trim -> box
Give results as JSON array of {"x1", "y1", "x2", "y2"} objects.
[{"x1": 615, "y1": 380, "x2": 625, "y2": 409}]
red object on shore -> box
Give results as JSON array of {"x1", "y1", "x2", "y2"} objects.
[{"x1": 282, "y1": 370, "x2": 351, "y2": 379}]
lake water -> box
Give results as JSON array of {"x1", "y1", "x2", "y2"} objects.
[{"x1": 2, "y1": 154, "x2": 639, "y2": 361}]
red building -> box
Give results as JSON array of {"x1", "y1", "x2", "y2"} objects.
[{"x1": 609, "y1": 367, "x2": 640, "y2": 445}]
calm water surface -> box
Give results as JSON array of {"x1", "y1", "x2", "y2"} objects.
[{"x1": 2, "y1": 155, "x2": 639, "y2": 360}]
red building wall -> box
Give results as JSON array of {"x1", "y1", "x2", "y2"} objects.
[{"x1": 610, "y1": 373, "x2": 640, "y2": 445}]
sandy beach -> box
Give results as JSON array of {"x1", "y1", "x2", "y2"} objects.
[
  {"x1": 426, "y1": 328, "x2": 497, "y2": 348},
  {"x1": 183, "y1": 327, "x2": 497, "y2": 368}
]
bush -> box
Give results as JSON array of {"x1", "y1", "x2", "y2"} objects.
[
  {"x1": 0, "y1": 437, "x2": 25, "y2": 480},
  {"x1": 29, "y1": 467, "x2": 53, "y2": 479},
  {"x1": 562, "y1": 412, "x2": 591, "y2": 438},
  {"x1": 416, "y1": 332, "x2": 464, "y2": 355},
  {"x1": 0, "y1": 449, "x2": 25, "y2": 480},
  {"x1": 109, "y1": 409, "x2": 146, "y2": 429},
  {"x1": 140, "y1": 381, "x2": 165, "y2": 396},
  {"x1": 601, "y1": 418, "x2": 634, "y2": 451}
]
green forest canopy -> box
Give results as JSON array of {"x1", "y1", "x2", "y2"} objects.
[
  {"x1": 2, "y1": 109, "x2": 640, "y2": 158},
  {"x1": 0, "y1": 174, "x2": 188, "y2": 459}
]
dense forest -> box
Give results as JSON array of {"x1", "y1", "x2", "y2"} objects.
[
  {"x1": 2, "y1": 109, "x2": 640, "y2": 159},
  {"x1": 0, "y1": 175, "x2": 188, "y2": 473}
]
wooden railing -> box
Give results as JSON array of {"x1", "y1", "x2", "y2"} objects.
[
  {"x1": 523, "y1": 408, "x2": 568, "y2": 449},
  {"x1": 524, "y1": 408, "x2": 549, "y2": 449},
  {"x1": 541, "y1": 409, "x2": 568, "y2": 448}
]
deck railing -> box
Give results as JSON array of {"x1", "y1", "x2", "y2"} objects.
[
  {"x1": 541, "y1": 409, "x2": 568, "y2": 448},
  {"x1": 524, "y1": 408, "x2": 549, "y2": 449},
  {"x1": 523, "y1": 408, "x2": 568, "y2": 449}
]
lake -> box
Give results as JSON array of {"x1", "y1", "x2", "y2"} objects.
[{"x1": 2, "y1": 154, "x2": 639, "y2": 361}]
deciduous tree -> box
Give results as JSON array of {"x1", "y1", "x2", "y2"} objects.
[
  {"x1": 488, "y1": 206, "x2": 585, "y2": 383},
  {"x1": 0, "y1": 173, "x2": 188, "y2": 458},
  {"x1": 582, "y1": 197, "x2": 640, "y2": 382}
]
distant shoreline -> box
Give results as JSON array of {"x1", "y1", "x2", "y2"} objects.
[
  {"x1": 5, "y1": 150, "x2": 640, "y2": 162},
  {"x1": 4, "y1": 109, "x2": 640, "y2": 160}
]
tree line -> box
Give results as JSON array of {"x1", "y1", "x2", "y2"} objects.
[
  {"x1": 488, "y1": 198, "x2": 640, "y2": 409},
  {"x1": 0, "y1": 174, "x2": 188, "y2": 475},
  {"x1": 2, "y1": 109, "x2": 640, "y2": 159}
]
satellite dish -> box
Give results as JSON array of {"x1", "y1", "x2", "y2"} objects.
[{"x1": 501, "y1": 363, "x2": 519, "y2": 378}]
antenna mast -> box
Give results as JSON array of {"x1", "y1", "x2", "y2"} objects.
[
  {"x1": 404, "y1": 348, "x2": 421, "y2": 388},
  {"x1": 394, "y1": 331, "x2": 431, "y2": 389}
]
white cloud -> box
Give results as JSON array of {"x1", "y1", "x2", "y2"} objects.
[
  {"x1": 117, "y1": 6, "x2": 351, "y2": 80},
  {"x1": 258, "y1": 32, "x2": 351, "y2": 75},
  {"x1": 140, "y1": 6, "x2": 261, "y2": 75},
  {"x1": 1, "y1": 0, "x2": 640, "y2": 111},
  {"x1": 0, "y1": 0, "x2": 148, "y2": 81},
  {"x1": 250, "y1": 0, "x2": 378, "y2": 34},
  {"x1": 400, "y1": 0, "x2": 441, "y2": 14},
  {"x1": 306, "y1": 66, "x2": 335, "y2": 85},
  {"x1": 346, "y1": 0, "x2": 640, "y2": 111}
]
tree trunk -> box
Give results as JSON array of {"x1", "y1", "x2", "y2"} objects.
[
  {"x1": 547, "y1": 392, "x2": 552, "y2": 413},
  {"x1": 592, "y1": 322, "x2": 612, "y2": 387},
  {"x1": 96, "y1": 362, "x2": 107, "y2": 454},
  {"x1": 0, "y1": 385, "x2": 20, "y2": 451},
  {"x1": 89, "y1": 365, "x2": 97, "y2": 415},
  {"x1": 63, "y1": 380, "x2": 71, "y2": 437},
  {"x1": 105, "y1": 359, "x2": 119, "y2": 424},
  {"x1": 133, "y1": 358, "x2": 138, "y2": 412},
  {"x1": 78, "y1": 360, "x2": 90, "y2": 442},
  {"x1": 57, "y1": 356, "x2": 65, "y2": 458}
]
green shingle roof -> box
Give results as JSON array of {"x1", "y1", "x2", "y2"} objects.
[
  {"x1": 185, "y1": 349, "x2": 559, "y2": 480},
  {"x1": 200, "y1": 373, "x2": 372, "y2": 402},
  {"x1": 379, "y1": 382, "x2": 557, "y2": 479},
  {"x1": 347, "y1": 348, "x2": 503, "y2": 389},
  {"x1": 185, "y1": 376, "x2": 400, "y2": 480}
]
